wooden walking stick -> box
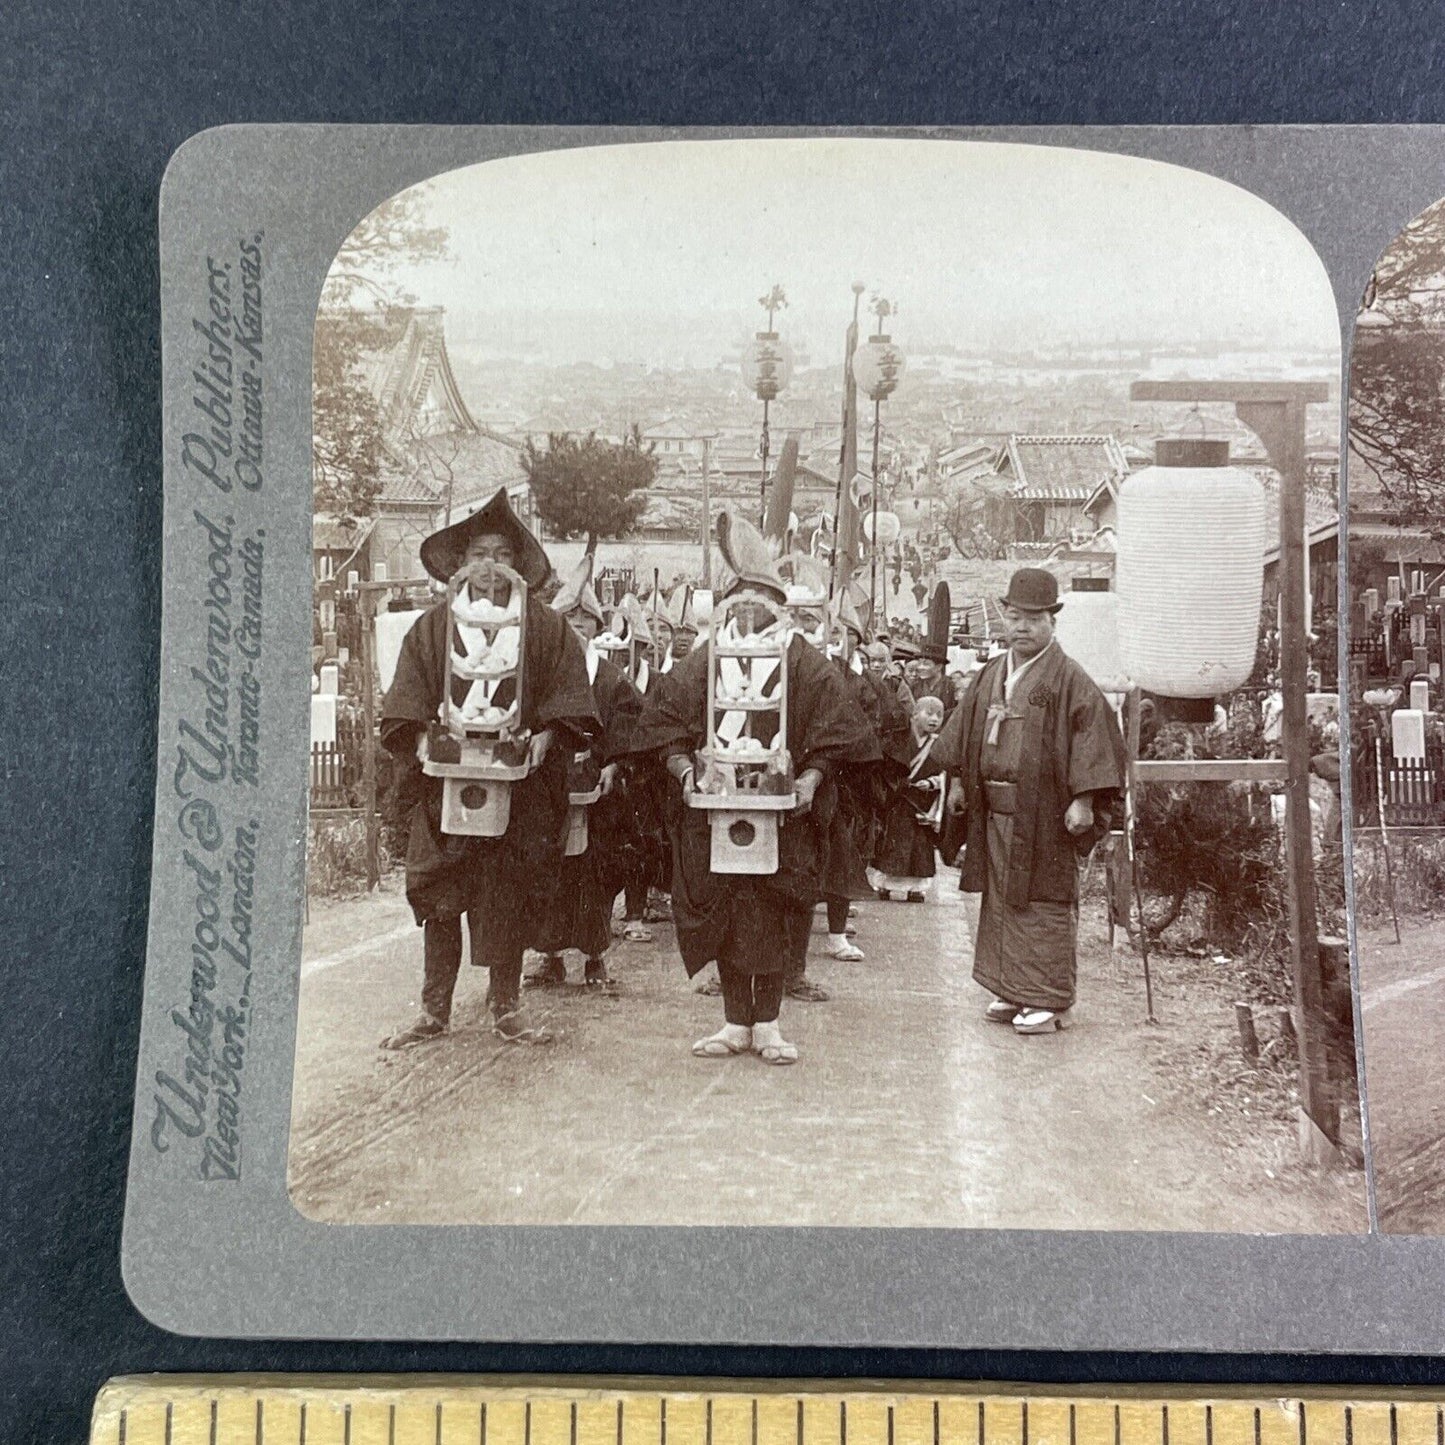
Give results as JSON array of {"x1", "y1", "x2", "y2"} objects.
[{"x1": 1125, "y1": 688, "x2": 1159, "y2": 1024}]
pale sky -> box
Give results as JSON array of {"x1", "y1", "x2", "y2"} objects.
[{"x1": 361, "y1": 137, "x2": 1341, "y2": 368}]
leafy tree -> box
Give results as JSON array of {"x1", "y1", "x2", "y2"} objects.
[
  {"x1": 312, "y1": 183, "x2": 452, "y2": 524},
  {"x1": 312, "y1": 311, "x2": 389, "y2": 526},
  {"x1": 1350, "y1": 194, "x2": 1445, "y2": 528},
  {"x1": 321, "y1": 186, "x2": 449, "y2": 308},
  {"x1": 524, "y1": 428, "x2": 656, "y2": 555},
  {"x1": 937, "y1": 479, "x2": 1008, "y2": 559}
]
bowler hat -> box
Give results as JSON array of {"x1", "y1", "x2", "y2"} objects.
[{"x1": 999, "y1": 567, "x2": 1063, "y2": 615}]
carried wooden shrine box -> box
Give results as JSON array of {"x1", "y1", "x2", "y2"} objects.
[
  {"x1": 423, "y1": 562, "x2": 542, "y2": 838},
  {"x1": 687, "y1": 589, "x2": 796, "y2": 875}
]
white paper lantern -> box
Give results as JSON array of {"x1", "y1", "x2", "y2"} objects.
[
  {"x1": 862, "y1": 510, "x2": 901, "y2": 545},
  {"x1": 741, "y1": 331, "x2": 794, "y2": 402},
  {"x1": 853, "y1": 333, "x2": 906, "y2": 402},
  {"x1": 1055, "y1": 577, "x2": 1126, "y2": 691},
  {"x1": 1116, "y1": 439, "x2": 1266, "y2": 698}
]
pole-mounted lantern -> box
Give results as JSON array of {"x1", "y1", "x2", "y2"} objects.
[
  {"x1": 852, "y1": 296, "x2": 906, "y2": 627},
  {"x1": 742, "y1": 284, "x2": 794, "y2": 525}
]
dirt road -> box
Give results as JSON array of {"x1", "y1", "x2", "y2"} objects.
[
  {"x1": 289, "y1": 880, "x2": 1364, "y2": 1231},
  {"x1": 1357, "y1": 914, "x2": 1445, "y2": 1233}
]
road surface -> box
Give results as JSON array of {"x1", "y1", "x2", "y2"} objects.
[
  {"x1": 1357, "y1": 914, "x2": 1445, "y2": 1233},
  {"x1": 289, "y1": 878, "x2": 1364, "y2": 1231}
]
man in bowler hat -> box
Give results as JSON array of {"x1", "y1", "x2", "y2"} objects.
[{"x1": 934, "y1": 567, "x2": 1125, "y2": 1035}]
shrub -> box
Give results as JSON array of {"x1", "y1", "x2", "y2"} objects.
[
  {"x1": 1133, "y1": 702, "x2": 1344, "y2": 1003},
  {"x1": 307, "y1": 815, "x2": 393, "y2": 899}
]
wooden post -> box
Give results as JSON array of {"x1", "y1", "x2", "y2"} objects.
[
  {"x1": 1130, "y1": 380, "x2": 1338, "y2": 1150},
  {"x1": 1235, "y1": 1002, "x2": 1260, "y2": 1065},
  {"x1": 358, "y1": 586, "x2": 380, "y2": 892},
  {"x1": 1240, "y1": 394, "x2": 1337, "y2": 1146}
]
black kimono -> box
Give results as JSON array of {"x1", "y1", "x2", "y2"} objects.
[
  {"x1": 534, "y1": 653, "x2": 644, "y2": 959},
  {"x1": 871, "y1": 728, "x2": 947, "y2": 890},
  {"x1": 632, "y1": 635, "x2": 875, "y2": 977},
  {"x1": 380, "y1": 597, "x2": 599, "y2": 971},
  {"x1": 819, "y1": 665, "x2": 895, "y2": 903}
]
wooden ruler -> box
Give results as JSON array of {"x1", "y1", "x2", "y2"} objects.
[{"x1": 89, "y1": 1379, "x2": 1445, "y2": 1445}]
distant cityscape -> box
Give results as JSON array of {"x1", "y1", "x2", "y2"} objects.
[{"x1": 312, "y1": 303, "x2": 1342, "y2": 633}]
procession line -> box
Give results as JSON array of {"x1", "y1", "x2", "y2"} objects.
[
  {"x1": 301, "y1": 920, "x2": 418, "y2": 978},
  {"x1": 1361, "y1": 959, "x2": 1445, "y2": 1013}
]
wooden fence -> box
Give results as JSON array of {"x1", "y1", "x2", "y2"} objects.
[
  {"x1": 310, "y1": 717, "x2": 371, "y2": 811},
  {"x1": 1353, "y1": 737, "x2": 1445, "y2": 827}
]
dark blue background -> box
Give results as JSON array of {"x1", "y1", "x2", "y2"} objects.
[{"x1": 4, "y1": 3, "x2": 1445, "y2": 1441}]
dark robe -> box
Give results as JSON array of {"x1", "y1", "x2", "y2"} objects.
[
  {"x1": 821, "y1": 666, "x2": 897, "y2": 900},
  {"x1": 873, "y1": 729, "x2": 946, "y2": 885},
  {"x1": 932, "y1": 641, "x2": 1125, "y2": 1010},
  {"x1": 380, "y1": 596, "x2": 599, "y2": 967},
  {"x1": 632, "y1": 634, "x2": 875, "y2": 976},
  {"x1": 535, "y1": 654, "x2": 644, "y2": 958}
]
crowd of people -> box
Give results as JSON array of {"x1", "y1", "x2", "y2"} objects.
[{"x1": 374, "y1": 487, "x2": 1127, "y2": 1065}]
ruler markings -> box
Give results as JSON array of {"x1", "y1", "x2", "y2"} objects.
[{"x1": 89, "y1": 1388, "x2": 1445, "y2": 1445}]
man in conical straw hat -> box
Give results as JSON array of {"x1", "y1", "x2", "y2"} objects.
[
  {"x1": 526, "y1": 553, "x2": 645, "y2": 992},
  {"x1": 630, "y1": 509, "x2": 875, "y2": 1065},
  {"x1": 933, "y1": 567, "x2": 1126, "y2": 1035},
  {"x1": 377, "y1": 489, "x2": 599, "y2": 1049}
]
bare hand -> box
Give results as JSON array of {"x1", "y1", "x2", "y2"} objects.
[
  {"x1": 598, "y1": 763, "x2": 619, "y2": 797},
  {"x1": 667, "y1": 755, "x2": 696, "y2": 799},
  {"x1": 947, "y1": 778, "x2": 967, "y2": 816},
  {"x1": 415, "y1": 730, "x2": 430, "y2": 765},
  {"x1": 793, "y1": 769, "x2": 822, "y2": 815},
  {"x1": 1064, "y1": 796, "x2": 1094, "y2": 836}
]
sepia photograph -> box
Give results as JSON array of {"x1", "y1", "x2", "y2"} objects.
[
  {"x1": 286, "y1": 137, "x2": 1362, "y2": 1232},
  {"x1": 1346, "y1": 194, "x2": 1445, "y2": 1233}
]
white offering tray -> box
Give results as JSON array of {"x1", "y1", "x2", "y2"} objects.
[
  {"x1": 714, "y1": 694, "x2": 779, "y2": 710},
  {"x1": 714, "y1": 627, "x2": 789, "y2": 657},
  {"x1": 451, "y1": 594, "x2": 521, "y2": 627},
  {"x1": 424, "y1": 724, "x2": 545, "y2": 781},
  {"x1": 445, "y1": 700, "x2": 520, "y2": 732},
  {"x1": 710, "y1": 736, "x2": 780, "y2": 763}
]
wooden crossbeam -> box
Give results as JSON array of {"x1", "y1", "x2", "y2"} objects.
[{"x1": 1133, "y1": 758, "x2": 1288, "y2": 783}]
